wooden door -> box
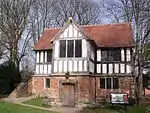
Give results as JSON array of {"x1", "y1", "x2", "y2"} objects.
[{"x1": 62, "y1": 83, "x2": 75, "y2": 107}]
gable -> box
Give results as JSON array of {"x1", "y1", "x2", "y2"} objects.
[
  {"x1": 59, "y1": 23, "x2": 83, "y2": 38},
  {"x1": 53, "y1": 18, "x2": 89, "y2": 41},
  {"x1": 34, "y1": 22, "x2": 135, "y2": 50}
]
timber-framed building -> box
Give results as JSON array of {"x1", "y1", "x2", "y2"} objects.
[{"x1": 32, "y1": 18, "x2": 135, "y2": 106}]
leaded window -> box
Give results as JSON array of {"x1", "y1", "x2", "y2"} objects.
[
  {"x1": 101, "y1": 48, "x2": 121, "y2": 61},
  {"x1": 59, "y1": 40, "x2": 82, "y2": 58},
  {"x1": 100, "y1": 77, "x2": 119, "y2": 89}
]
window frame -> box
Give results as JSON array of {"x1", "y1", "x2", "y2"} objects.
[
  {"x1": 59, "y1": 40, "x2": 66, "y2": 58},
  {"x1": 67, "y1": 40, "x2": 74, "y2": 57},
  {"x1": 101, "y1": 48, "x2": 121, "y2": 61},
  {"x1": 45, "y1": 78, "x2": 50, "y2": 88},
  {"x1": 59, "y1": 39, "x2": 82, "y2": 58},
  {"x1": 100, "y1": 78, "x2": 105, "y2": 89},
  {"x1": 47, "y1": 50, "x2": 52, "y2": 63},
  {"x1": 75, "y1": 40, "x2": 82, "y2": 57},
  {"x1": 100, "y1": 77, "x2": 119, "y2": 89}
]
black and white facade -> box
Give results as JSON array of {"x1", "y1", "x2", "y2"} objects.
[{"x1": 34, "y1": 18, "x2": 133, "y2": 76}]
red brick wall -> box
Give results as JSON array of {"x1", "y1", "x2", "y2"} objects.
[
  {"x1": 96, "y1": 77, "x2": 132, "y2": 100},
  {"x1": 31, "y1": 76, "x2": 133, "y2": 104},
  {"x1": 32, "y1": 77, "x2": 45, "y2": 93},
  {"x1": 32, "y1": 76, "x2": 59, "y2": 99},
  {"x1": 31, "y1": 76, "x2": 95, "y2": 103},
  {"x1": 77, "y1": 76, "x2": 96, "y2": 103}
]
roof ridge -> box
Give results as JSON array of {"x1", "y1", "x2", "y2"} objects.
[
  {"x1": 44, "y1": 22, "x2": 131, "y2": 31},
  {"x1": 44, "y1": 27, "x2": 61, "y2": 30},
  {"x1": 80, "y1": 22, "x2": 131, "y2": 28}
]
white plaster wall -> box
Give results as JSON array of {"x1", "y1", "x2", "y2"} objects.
[
  {"x1": 54, "y1": 40, "x2": 59, "y2": 58},
  {"x1": 35, "y1": 65, "x2": 39, "y2": 74},
  {"x1": 120, "y1": 64, "x2": 125, "y2": 73},
  {"x1": 126, "y1": 65, "x2": 131, "y2": 73},
  {"x1": 89, "y1": 61, "x2": 94, "y2": 73},
  {"x1": 97, "y1": 49, "x2": 101, "y2": 61},
  {"x1": 36, "y1": 52, "x2": 39, "y2": 63},
  {"x1": 97, "y1": 64, "x2": 101, "y2": 73},
  {"x1": 114, "y1": 64, "x2": 119, "y2": 73},
  {"x1": 109, "y1": 64, "x2": 113, "y2": 74},
  {"x1": 40, "y1": 51, "x2": 44, "y2": 63},
  {"x1": 48, "y1": 64, "x2": 51, "y2": 74},
  {"x1": 82, "y1": 39, "x2": 87, "y2": 57},
  {"x1": 121, "y1": 49, "x2": 125, "y2": 61},
  {"x1": 126, "y1": 48, "x2": 131, "y2": 61},
  {"x1": 102, "y1": 64, "x2": 107, "y2": 74}
]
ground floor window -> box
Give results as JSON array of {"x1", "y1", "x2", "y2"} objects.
[
  {"x1": 100, "y1": 77, "x2": 119, "y2": 89},
  {"x1": 45, "y1": 78, "x2": 50, "y2": 88}
]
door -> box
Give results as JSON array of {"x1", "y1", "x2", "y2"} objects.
[{"x1": 62, "y1": 83, "x2": 75, "y2": 107}]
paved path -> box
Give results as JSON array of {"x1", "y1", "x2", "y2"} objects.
[
  {"x1": 2, "y1": 97, "x2": 83, "y2": 113},
  {"x1": 3, "y1": 96, "x2": 33, "y2": 103}
]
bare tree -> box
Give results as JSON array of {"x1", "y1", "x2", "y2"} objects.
[
  {"x1": 28, "y1": 0, "x2": 56, "y2": 45},
  {"x1": 28, "y1": 0, "x2": 102, "y2": 46},
  {"x1": 52, "y1": 0, "x2": 102, "y2": 27},
  {"x1": 0, "y1": 39, "x2": 4, "y2": 59},
  {"x1": 0, "y1": 0, "x2": 34, "y2": 69},
  {"x1": 21, "y1": 0, "x2": 102, "y2": 72}
]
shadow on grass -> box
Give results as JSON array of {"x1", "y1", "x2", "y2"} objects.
[{"x1": 104, "y1": 104, "x2": 125, "y2": 113}]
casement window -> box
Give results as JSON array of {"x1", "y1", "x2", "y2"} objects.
[
  {"x1": 75, "y1": 40, "x2": 82, "y2": 57},
  {"x1": 100, "y1": 78, "x2": 119, "y2": 89},
  {"x1": 59, "y1": 40, "x2": 82, "y2": 58},
  {"x1": 101, "y1": 48, "x2": 121, "y2": 61},
  {"x1": 60, "y1": 40, "x2": 66, "y2": 57},
  {"x1": 45, "y1": 78, "x2": 50, "y2": 88},
  {"x1": 67, "y1": 40, "x2": 74, "y2": 57},
  {"x1": 47, "y1": 50, "x2": 52, "y2": 63}
]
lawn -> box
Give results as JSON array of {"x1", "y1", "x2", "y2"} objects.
[
  {"x1": 23, "y1": 98, "x2": 52, "y2": 108},
  {"x1": 0, "y1": 101, "x2": 57, "y2": 113},
  {"x1": 81, "y1": 104, "x2": 147, "y2": 113}
]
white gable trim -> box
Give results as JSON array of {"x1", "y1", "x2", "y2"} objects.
[{"x1": 50, "y1": 18, "x2": 91, "y2": 42}]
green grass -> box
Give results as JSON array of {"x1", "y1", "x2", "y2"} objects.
[
  {"x1": 81, "y1": 104, "x2": 146, "y2": 113},
  {"x1": 0, "y1": 101, "x2": 58, "y2": 113},
  {"x1": 23, "y1": 98, "x2": 52, "y2": 108}
]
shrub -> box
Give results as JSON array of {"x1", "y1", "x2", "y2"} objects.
[{"x1": 0, "y1": 61, "x2": 21, "y2": 94}]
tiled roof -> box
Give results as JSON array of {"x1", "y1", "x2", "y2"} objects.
[{"x1": 34, "y1": 22, "x2": 134, "y2": 50}]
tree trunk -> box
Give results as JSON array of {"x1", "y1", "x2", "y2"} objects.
[{"x1": 136, "y1": 59, "x2": 143, "y2": 107}]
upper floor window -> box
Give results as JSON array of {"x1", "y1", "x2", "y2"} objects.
[
  {"x1": 47, "y1": 50, "x2": 52, "y2": 63},
  {"x1": 59, "y1": 40, "x2": 82, "y2": 58},
  {"x1": 101, "y1": 48, "x2": 121, "y2": 61}
]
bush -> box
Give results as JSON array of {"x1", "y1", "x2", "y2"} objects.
[{"x1": 0, "y1": 61, "x2": 21, "y2": 94}]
